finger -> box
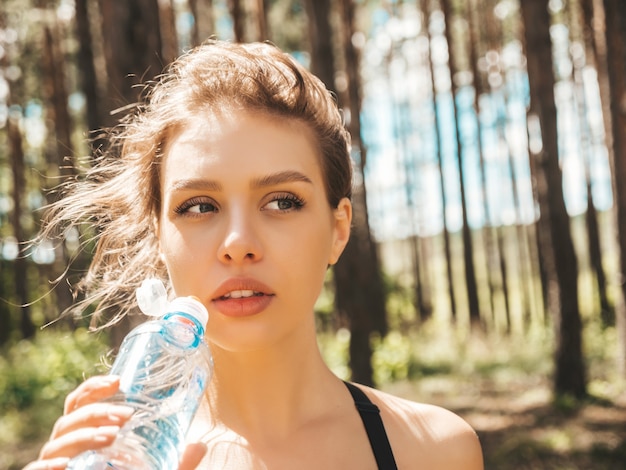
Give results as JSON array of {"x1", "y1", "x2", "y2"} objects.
[
  {"x1": 39, "y1": 425, "x2": 120, "y2": 460},
  {"x1": 22, "y1": 457, "x2": 70, "y2": 470},
  {"x1": 51, "y1": 403, "x2": 134, "y2": 439},
  {"x1": 178, "y1": 442, "x2": 207, "y2": 470},
  {"x1": 64, "y1": 375, "x2": 120, "y2": 415}
]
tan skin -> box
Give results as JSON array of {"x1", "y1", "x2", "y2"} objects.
[{"x1": 26, "y1": 111, "x2": 483, "y2": 469}]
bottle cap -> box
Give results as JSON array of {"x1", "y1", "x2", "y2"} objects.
[
  {"x1": 136, "y1": 279, "x2": 209, "y2": 327},
  {"x1": 169, "y1": 296, "x2": 209, "y2": 328},
  {"x1": 136, "y1": 278, "x2": 168, "y2": 317}
]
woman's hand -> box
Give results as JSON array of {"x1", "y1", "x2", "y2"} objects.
[
  {"x1": 178, "y1": 442, "x2": 208, "y2": 470},
  {"x1": 23, "y1": 375, "x2": 207, "y2": 470},
  {"x1": 23, "y1": 375, "x2": 131, "y2": 469}
]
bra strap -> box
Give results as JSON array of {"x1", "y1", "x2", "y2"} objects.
[{"x1": 344, "y1": 381, "x2": 399, "y2": 469}]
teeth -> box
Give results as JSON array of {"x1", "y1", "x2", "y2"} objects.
[{"x1": 224, "y1": 290, "x2": 256, "y2": 299}]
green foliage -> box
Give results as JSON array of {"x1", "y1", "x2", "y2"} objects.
[
  {"x1": 0, "y1": 328, "x2": 108, "y2": 446},
  {"x1": 491, "y1": 435, "x2": 558, "y2": 465},
  {"x1": 381, "y1": 272, "x2": 418, "y2": 331},
  {"x1": 267, "y1": 0, "x2": 308, "y2": 53},
  {"x1": 317, "y1": 327, "x2": 351, "y2": 380},
  {"x1": 371, "y1": 331, "x2": 413, "y2": 383},
  {"x1": 552, "y1": 392, "x2": 581, "y2": 414},
  {"x1": 371, "y1": 322, "x2": 553, "y2": 387},
  {"x1": 319, "y1": 309, "x2": 560, "y2": 388}
]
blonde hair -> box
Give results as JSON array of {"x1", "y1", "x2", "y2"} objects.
[{"x1": 38, "y1": 40, "x2": 352, "y2": 327}]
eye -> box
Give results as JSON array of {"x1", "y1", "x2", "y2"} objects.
[
  {"x1": 262, "y1": 193, "x2": 305, "y2": 212},
  {"x1": 174, "y1": 197, "x2": 218, "y2": 216}
]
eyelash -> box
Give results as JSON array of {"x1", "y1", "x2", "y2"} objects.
[
  {"x1": 174, "y1": 197, "x2": 217, "y2": 216},
  {"x1": 264, "y1": 193, "x2": 305, "y2": 212},
  {"x1": 173, "y1": 193, "x2": 305, "y2": 216}
]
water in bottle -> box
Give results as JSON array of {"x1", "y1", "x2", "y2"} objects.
[{"x1": 67, "y1": 280, "x2": 212, "y2": 469}]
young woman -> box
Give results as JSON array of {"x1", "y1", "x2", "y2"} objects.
[{"x1": 26, "y1": 41, "x2": 483, "y2": 470}]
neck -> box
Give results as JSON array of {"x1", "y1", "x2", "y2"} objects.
[{"x1": 203, "y1": 322, "x2": 341, "y2": 440}]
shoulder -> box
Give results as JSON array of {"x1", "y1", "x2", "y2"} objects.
[{"x1": 358, "y1": 385, "x2": 484, "y2": 470}]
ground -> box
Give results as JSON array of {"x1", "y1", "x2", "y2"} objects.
[{"x1": 385, "y1": 374, "x2": 626, "y2": 469}]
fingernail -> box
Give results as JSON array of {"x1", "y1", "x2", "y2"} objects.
[
  {"x1": 107, "y1": 405, "x2": 135, "y2": 423},
  {"x1": 101, "y1": 375, "x2": 120, "y2": 385},
  {"x1": 94, "y1": 425, "x2": 120, "y2": 443},
  {"x1": 46, "y1": 457, "x2": 70, "y2": 470},
  {"x1": 50, "y1": 457, "x2": 70, "y2": 470}
]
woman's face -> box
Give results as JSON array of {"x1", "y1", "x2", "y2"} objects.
[{"x1": 158, "y1": 110, "x2": 351, "y2": 352}]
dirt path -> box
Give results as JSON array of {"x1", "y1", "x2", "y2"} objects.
[{"x1": 384, "y1": 376, "x2": 626, "y2": 469}]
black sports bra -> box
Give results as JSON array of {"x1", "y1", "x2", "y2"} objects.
[{"x1": 344, "y1": 381, "x2": 399, "y2": 469}]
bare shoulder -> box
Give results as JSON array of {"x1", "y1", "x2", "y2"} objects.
[{"x1": 361, "y1": 385, "x2": 484, "y2": 470}]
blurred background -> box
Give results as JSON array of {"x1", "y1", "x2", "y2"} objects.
[{"x1": 1, "y1": 0, "x2": 626, "y2": 468}]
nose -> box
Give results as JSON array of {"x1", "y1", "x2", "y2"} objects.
[{"x1": 217, "y1": 210, "x2": 262, "y2": 264}]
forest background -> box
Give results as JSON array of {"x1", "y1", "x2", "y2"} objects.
[{"x1": 1, "y1": 0, "x2": 626, "y2": 468}]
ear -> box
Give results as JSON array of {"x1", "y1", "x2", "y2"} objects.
[{"x1": 328, "y1": 197, "x2": 352, "y2": 266}]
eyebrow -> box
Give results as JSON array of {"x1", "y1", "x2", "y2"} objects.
[
  {"x1": 169, "y1": 170, "x2": 313, "y2": 192},
  {"x1": 169, "y1": 179, "x2": 222, "y2": 192},
  {"x1": 251, "y1": 170, "x2": 313, "y2": 188}
]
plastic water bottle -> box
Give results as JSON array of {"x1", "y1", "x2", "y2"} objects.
[{"x1": 67, "y1": 280, "x2": 212, "y2": 470}]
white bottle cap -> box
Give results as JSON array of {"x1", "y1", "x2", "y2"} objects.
[
  {"x1": 136, "y1": 278, "x2": 168, "y2": 317},
  {"x1": 169, "y1": 296, "x2": 209, "y2": 328}
]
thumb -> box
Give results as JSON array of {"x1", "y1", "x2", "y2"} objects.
[{"x1": 178, "y1": 442, "x2": 207, "y2": 470}]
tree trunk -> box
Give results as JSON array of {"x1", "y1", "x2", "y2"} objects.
[
  {"x1": 521, "y1": 0, "x2": 586, "y2": 398},
  {"x1": 8, "y1": 116, "x2": 35, "y2": 339},
  {"x1": 0, "y1": 258, "x2": 12, "y2": 345},
  {"x1": 228, "y1": 0, "x2": 244, "y2": 42},
  {"x1": 603, "y1": 0, "x2": 626, "y2": 376},
  {"x1": 304, "y1": 0, "x2": 334, "y2": 93},
  {"x1": 158, "y1": 0, "x2": 178, "y2": 65},
  {"x1": 252, "y1": 0, "x2": 269, "y2": 41},
  {"x1": 441, "y1": 0, "x2": 481, "y2": 328},
  {"x1": 500, "y1": 86, "x2": 537, "y2": 330},
  {"x1": 572, "y1": 0, "x2": 614, "y2": 327},
  {"x1": 99, "y1": 0, "x2": 164, "y2": 125},
  {"x1": 586, "y1": 184, "x2": 613, "y2": 326},
  {"x1": 43, "y1": 24, "x2": 76, "y2": 316},
  {"x1": 75, "y1": 0, "x2": 104, "y2": 149},
  {"x1": 581, "y1": 0, "x2": 626, "y2": 333},
  {"x1": 421, "y1": 0, "x2": 457, "y2": 321},
  {"x1": 189, "y1": 0, "x2": 214, "y2": 46},
  {"x1": 333, "y1": 0, "x2": 387, "y2": 386},
  {"x1": 583, "y1": 0, "x2": 615, "y2": 177},
  {"x1": 0, "y1": 13, "x2": 11, "y2": 346},
  {"x1": 43, "y1": 25, "x2": 74, "y2": 178},
  {"x1": 468, "y1": 0, "x2": 500, "y2": 329},
  {"x1": 410, "y1": 234, "x2": 432, "y2": 322}
]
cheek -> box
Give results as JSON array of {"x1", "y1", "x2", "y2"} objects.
[
  {"x1": 158, "y1": 226, "x2": 202, "y2": 289},
  {"x1": 288, "y1": 230, "x2": 333, "y2": 285}
]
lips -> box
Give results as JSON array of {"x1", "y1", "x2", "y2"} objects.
[{"x1": 211, "y1": 278, "x2": 275, "y2": 317}]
